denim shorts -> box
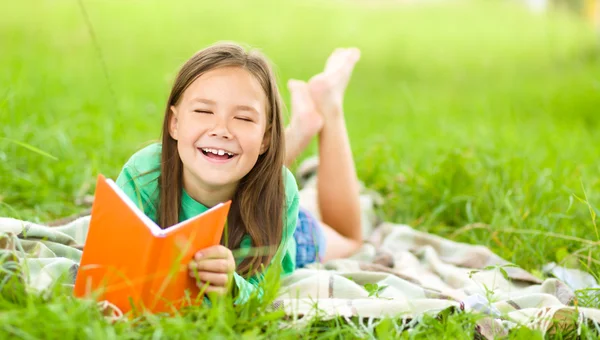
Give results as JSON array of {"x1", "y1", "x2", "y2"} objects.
[{"x1": 294, "y1": 207, "x2": 327, "y2": 268}]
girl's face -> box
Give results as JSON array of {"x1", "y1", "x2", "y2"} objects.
[{"x1": 169, "y1": 67, "x2": 268, "y2": 200}]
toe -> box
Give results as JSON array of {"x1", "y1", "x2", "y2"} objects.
[
  {"x1": 347, "y1": 48, "x2": 361, "y2": 63},
  {"x1": 325, "y1": 48, "x2": 348, "y2": 71}
]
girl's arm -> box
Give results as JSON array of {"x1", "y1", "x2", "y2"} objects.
[{"x1": 114, "y1": 144, "x2": 162, "y2": 221}]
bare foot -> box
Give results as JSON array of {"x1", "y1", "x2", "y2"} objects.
[
  {"x1": 288, "y1": 79, "x2": 323, "y2": 141},
  {"x1": 308, "y1": 48, "x2": 361, "y2": 120},
  {"x1": 284, "y1": 79, "x2": 323, "y2": 166}
]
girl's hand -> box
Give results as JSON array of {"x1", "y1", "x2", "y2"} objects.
[{"x1": 188, "y1": 245, "x2": 236, "y2": 295}]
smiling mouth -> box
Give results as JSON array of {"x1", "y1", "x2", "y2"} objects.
[{"x1": 199, "y1": 147, "x2": 236, "y2": 160}]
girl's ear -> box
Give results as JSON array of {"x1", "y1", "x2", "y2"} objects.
[
  {"x1": 260, "y1": 126, "x2": 271, "y2": 155},
  {"x1": 169, "y1": 105, "x2": 179, "y2": 140}
]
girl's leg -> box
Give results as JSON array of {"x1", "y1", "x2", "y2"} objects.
[
  {"x1": 309, "y1": 48, "x2": 363, "y2": 258},
  {"x1": 284, "y1": 48, "x2": 363, "y2": 262}
]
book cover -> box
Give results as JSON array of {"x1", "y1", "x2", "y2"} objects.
[{"x1": 73, "y1": 174, "x2": 231, "y2": 314}]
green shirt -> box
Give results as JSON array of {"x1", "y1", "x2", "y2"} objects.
[{"x1": 115, "y1": 143, "x2": 299, "y2": 303}]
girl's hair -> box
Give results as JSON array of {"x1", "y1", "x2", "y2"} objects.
[{"x1": 158, "y1": 42, "x2": 286, "y2": 277}]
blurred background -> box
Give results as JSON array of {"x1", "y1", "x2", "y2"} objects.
[{"x1": 1, "y1": 0, "x2": 599, "y2": 270}]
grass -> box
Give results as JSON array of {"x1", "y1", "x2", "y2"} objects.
[{"x1": 1, "y1": 0, "x2": 600, "y2": 337}]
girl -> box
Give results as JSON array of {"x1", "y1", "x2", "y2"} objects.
[{"x1": 116, "y1": 42, "x2": 363, "y2": 302}]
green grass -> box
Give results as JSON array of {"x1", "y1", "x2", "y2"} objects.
[{"x1": 2, "y1": 0, "x2": 600, "y2": 337}]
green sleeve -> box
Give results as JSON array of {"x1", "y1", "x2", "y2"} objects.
[
  {"x1": 115, "y1": 165, "x2": 146, "y2": 211},
  {"x1": 115, "y1": 164, "x2": 159, "y2": 223},
  {"x1": 114, "y1": 143, "x2": 162, "y2": 223},
  {"x1": 280, "y1": 188, "x2": 299, "y2": 276},
  {"x1": 232, "y1": 272, "x2": 264, "y2": 304}
]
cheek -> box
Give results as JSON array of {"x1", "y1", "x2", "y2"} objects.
[
  {"x1": 235, "y1": 125, "x2": 266, "y2": 154},
  {"x1": 178, "y1": 115, "x2": 208, "y2": 141}
]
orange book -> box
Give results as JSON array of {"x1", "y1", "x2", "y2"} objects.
[{"x1": 73, "y1": 174, "x2": 231, "y2": 314}]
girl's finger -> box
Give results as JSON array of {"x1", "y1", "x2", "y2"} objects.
[
  {"x1": 195, "y1": 245, "x2": 233, "y2": 261},
  {"x1": 193, "y1": 258, "x2": 235, "y2": 273},
  {"x1": 194, "y1": 280, "x2": 228, "y2": 295},
  {"x1": 191, "y1": 271, "x2": 228, "y2": 287}
]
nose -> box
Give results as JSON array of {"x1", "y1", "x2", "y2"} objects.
[{"x1": 208, "y1": 115, "x2": 232, "y2": 139}]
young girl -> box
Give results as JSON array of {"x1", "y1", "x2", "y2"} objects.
[{"x1": 116, "y1": 42, "x2": 363, "y2": 302}]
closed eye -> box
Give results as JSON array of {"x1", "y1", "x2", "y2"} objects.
[
  {"x1": 235, "y1": 116, "x2": 254, "y2": 122},
  {"x1": 194, "y1": 110, "x2": 213, "y2": 114}
]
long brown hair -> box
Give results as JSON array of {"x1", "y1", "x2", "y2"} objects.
[{"x1": 157, "y1": 42, "x2": 286, "y2": 277}]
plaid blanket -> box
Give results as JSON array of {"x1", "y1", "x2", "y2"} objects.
[
  {"x1": 1, "y1": 166, "x2": 599, "y2": 337},
  {"x1": 0, "y1": 215, "x2": 88, "y2": 293},
  {"x1": 274, "y1": 222, "x2": 600, "y2": 338}
]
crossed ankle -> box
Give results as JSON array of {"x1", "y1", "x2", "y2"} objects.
[{"x1": 321, "y1": 111, "x2": 346, "y2": 125}]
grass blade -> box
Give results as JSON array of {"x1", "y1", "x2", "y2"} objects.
[{"x1": 0, "y1": 137, "x2": 58, "y2": 161}]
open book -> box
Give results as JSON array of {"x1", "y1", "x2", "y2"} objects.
[{"x1": 73, "y1": 174, "x2": 231, "y2": 314}]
